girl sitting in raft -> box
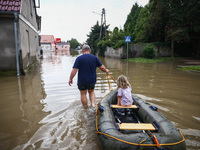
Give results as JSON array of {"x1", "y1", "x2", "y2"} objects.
[{"x1": 117, "y1": 75, "x2": 133, "y2": 115}]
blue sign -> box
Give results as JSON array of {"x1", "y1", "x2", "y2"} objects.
[{"x1": 125, "y1": 36, "x2": 131, "y2": 42}]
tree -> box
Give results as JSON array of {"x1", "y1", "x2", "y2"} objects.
[
  {"x1": 109, "y1": 27, "x2": 126, "y2": 49},
  {"x1": 86, "y1": 22, "x2": 101, "y2": 54},
  {"x1": 134, "y1": 3, "x2": 151, "y2": 42},
  {"x1": 86, "y1": 21, "x2": 109, "y2": 55},
  {"x1": 166, "y1": 0, "x2": 200, "y2": 57},
  {"x1": 148, "y1": 0, "x2": 169, "y2": 42},
  {"x1": 68, "y1": 38, "x2": 79, "y2": 50},
  {"x1": 124, "y1": 3, "x2": 142, "y2": 42},
  {"x1": 134, "y1": 0, "x2": 169, "y2": 43},
  {"x1": 97, "y1": 27, "x2": 126, "y2": 53},
  {"x1": 135, "y1": 0, "x2": 200, "y2": 57}
]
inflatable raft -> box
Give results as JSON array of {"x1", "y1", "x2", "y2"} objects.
[{"x1": 96, "y1": 89, "x2": 186, "y2": 150}]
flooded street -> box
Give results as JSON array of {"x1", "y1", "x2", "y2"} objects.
[{"x1": 0, "y1": 51, "x2": 200, "y2": 150}]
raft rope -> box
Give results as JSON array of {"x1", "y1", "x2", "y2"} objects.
[
  {"x1": 147, "y1": 131, "x2": 161, "y2": 149},
  {"x1": 106, "y1": 73, "x2": 117, "y2": 91},
  {"x1": 106, "y1": 73, "x2": 111, "y2": 91},
  {"x1": 101, "y1": 128, "x2": 118, "y2": 150},
  {"x1": 135, "y1": 137, "x2": 151, "y2": 150},
  {"x1": 96, "y1": 74, "x2": 186, "y2": 148},
  {"x1": 108, "y1": 74, "x2": 116, "y2": 83}
]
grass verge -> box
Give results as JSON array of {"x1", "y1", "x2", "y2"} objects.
[
  {"x1": 178, "y1": 66, "x2": 200, "y2": 72},
  {"x1": 126, "y1": 57, "x2": 181, "y2": 63}
]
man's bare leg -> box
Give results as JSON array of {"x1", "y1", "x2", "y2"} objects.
[
  {"x1": 88, "y1": 89, "x2": 95, "y2": 107},
  {"x1": 80, "y1": 90, "x2": 88, "y2": 107}
]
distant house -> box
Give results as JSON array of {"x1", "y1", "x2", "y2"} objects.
[
  {"x1": 55, "y1": 42, "x2": 70, "y2": 55},
  {"x1": 0, "y1": 0, "x2": 41, "y2": 76},
  {"x1": 40, "y1": 35, "x2": 55, "y2": 51},
  {"x1": 56, "y1": 42, "x2": 70, "y2": 51}
]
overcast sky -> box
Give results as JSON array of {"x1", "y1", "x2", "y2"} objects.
[{"x1": 37, "y1": 0, "x2": 149, "y2": 43}]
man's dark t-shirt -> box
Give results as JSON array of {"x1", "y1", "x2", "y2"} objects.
[{"x1": 73, "y1": 54, "x2": 102, "y2": 84}]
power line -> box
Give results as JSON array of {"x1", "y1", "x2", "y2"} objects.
[
  {"x1": 107, "y1": 0, "x2": 130, "y2": 12},
  {"x1": 92, "y1": 11, "x2": 101, "y2": 16},
  {"x1": 74, "y1": 0, "x2": 102, "y2": 13}
]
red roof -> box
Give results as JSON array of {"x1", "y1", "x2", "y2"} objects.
[
  {"x1": 0, "y1": 0, "x2": 21, "y2": 12},
  {"x1": 40, "y1": 35, "x2": 55, "y2": 44}
]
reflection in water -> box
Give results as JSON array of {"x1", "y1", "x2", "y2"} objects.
[
  {"x1": 0, "y1": 52, "x2": 200, "y2": 150},
  {"x1": 0, "y1": 63, "x2": 47, "y2": 150},
  {"x1": 55, "y1": 49, "x2": 71, "y2": 56},
  {"x1": 17, "y1": 77, "x2": 32, "y2": 127}
]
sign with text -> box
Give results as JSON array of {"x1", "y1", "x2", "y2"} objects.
[{"x1": 55, "y1": 38, "x2": 61, "y2": 43}]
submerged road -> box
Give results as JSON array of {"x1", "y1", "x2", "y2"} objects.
[{"x1": 0, "y1": 51, "x2": 199, "y2": 150}]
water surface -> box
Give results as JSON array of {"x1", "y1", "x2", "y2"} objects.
[{"x1": 0, "y1": 51, "x2": 199, "y2": 149}]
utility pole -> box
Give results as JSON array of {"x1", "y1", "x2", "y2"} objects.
[
  {"x1": 100, "y1": 8, "x2": 106, "y2": 39},
  {"x1": 92, "y1": 8, "x2": 106, "y2": 39}
]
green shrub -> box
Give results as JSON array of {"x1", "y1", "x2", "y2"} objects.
[
  {"x1": 142, "y1": 44, "x2": 155, "y2": 59},
  {"x1": 179, "y1": 66, "x2": 200, "y2": 72}
]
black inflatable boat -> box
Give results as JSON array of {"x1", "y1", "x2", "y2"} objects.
[{"x1": 96, "y1": 89, "x2": 186, "y2": 150}]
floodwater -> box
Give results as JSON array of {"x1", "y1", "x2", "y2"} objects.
[{"x1": 0, "y1": 51, "x2": 200, "y2": 150}]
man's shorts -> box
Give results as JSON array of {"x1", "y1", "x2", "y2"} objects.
[{"x1": 78, "y1": 83, "x2": 95, "y2": 91}]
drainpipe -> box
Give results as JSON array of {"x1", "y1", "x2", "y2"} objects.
[{"x1": 14, "y1": 12, "x2": 20, "y2": 76}]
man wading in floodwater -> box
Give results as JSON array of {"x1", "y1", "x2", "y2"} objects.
[{"x1": 68, "y1": 45, "x2": 109, "y2": 107}]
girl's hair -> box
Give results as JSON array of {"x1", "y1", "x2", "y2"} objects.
[{"x1": 117, "y1": 75, "x2": 131, "y2": 89}]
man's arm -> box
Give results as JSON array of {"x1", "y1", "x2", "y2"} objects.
[
  {"x1": 69, "y1": 68, "x2": 78, "y2": 86},
  {"x1": 99, "y1": 65, "x2": 109, "y2": 73}
]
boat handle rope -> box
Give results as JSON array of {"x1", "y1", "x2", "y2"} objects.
[
  {"x1": 96, "y1": 88, "x2": 186, "y2": 147},
  {"x1": 106, "y1": 73, "x2": 111, "y2": 91},
  {"x1": 107, "y1": 73, "x2": 116, "y2": 83},
  {"x1": 147, "y1": 130, "x2": 161, "y2": 148},
  {"x1": 106, "y1": 73, "x2": 116, "y2": 91}
]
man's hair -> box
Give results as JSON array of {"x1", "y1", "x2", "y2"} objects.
[{"x1": 82, "y1": 45, "x2": 91, "y2": 51}]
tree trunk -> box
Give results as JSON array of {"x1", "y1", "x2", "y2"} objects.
[
  {"x1": 196, "y1": 38, "x2": 200, "y2": 59},
  {"x1": 171, "y1": 37, "x2": 174, "y2": 58}
]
